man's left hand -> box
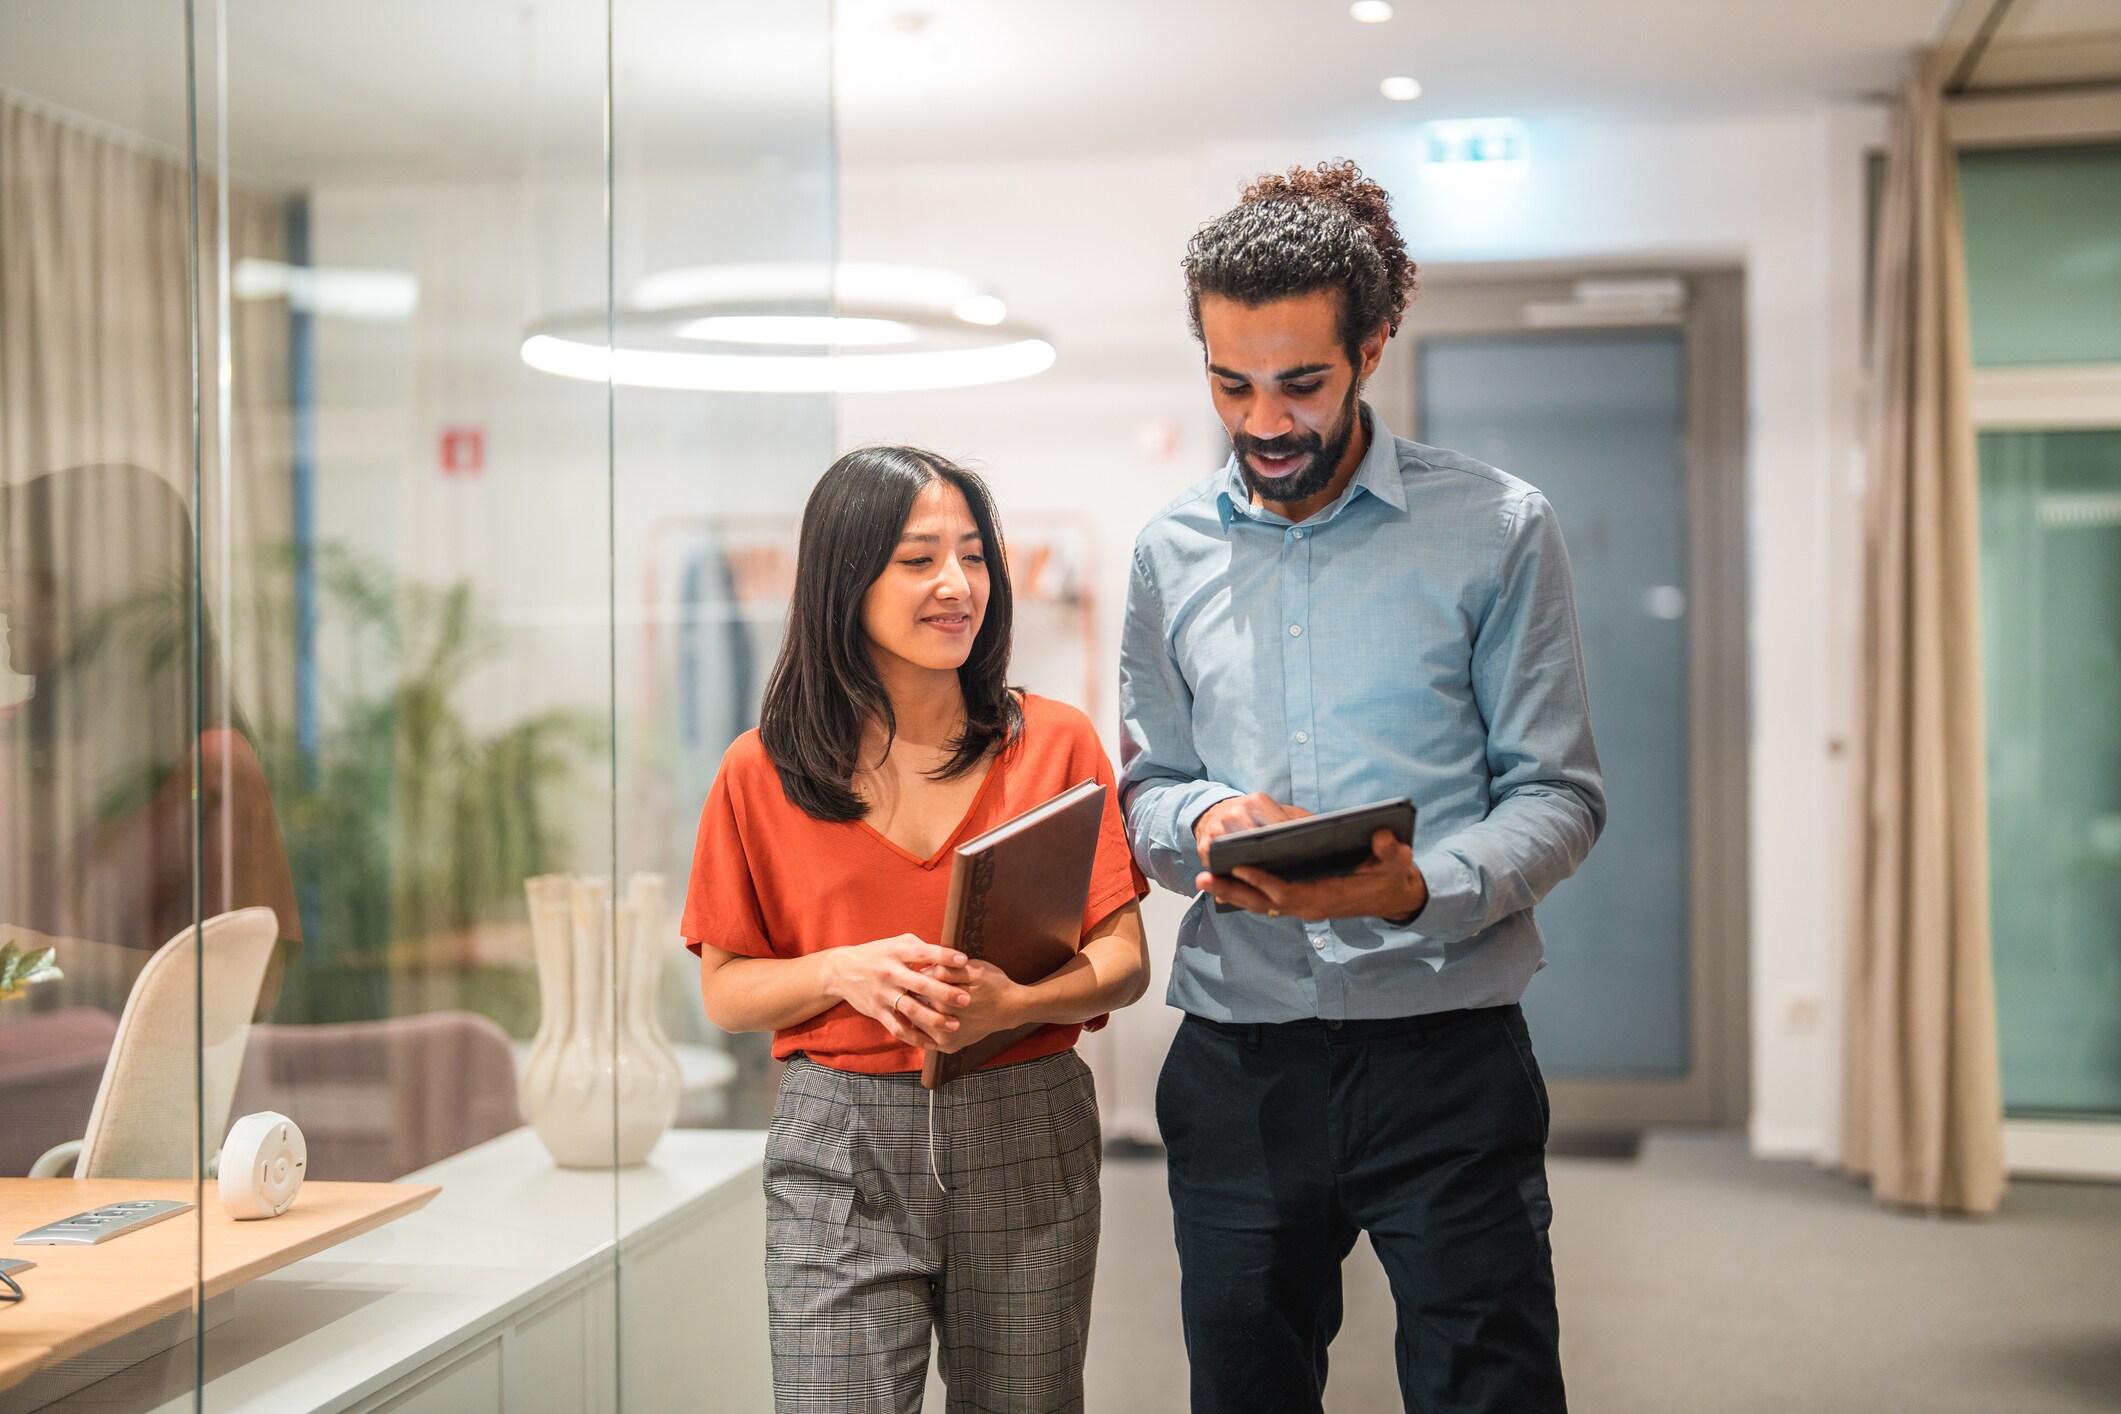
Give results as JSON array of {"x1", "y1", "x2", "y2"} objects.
[{"x1": 1196, "y1": 827, "x2": 1428, "y2": 923}]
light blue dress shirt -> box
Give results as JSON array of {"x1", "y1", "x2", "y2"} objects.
[{"x1": 1118, "y1": 407, "x2": 1606, "y2": 1022}]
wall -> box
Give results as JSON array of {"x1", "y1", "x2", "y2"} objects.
[
  {"x1": 837, "y1": 104, "x2": 1882, "y2": 1158},
  {"x1": 305, "y1": 170, "x2": 836, "y2": 1052}
]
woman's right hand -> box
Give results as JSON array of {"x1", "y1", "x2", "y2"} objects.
[{"x1": 826, "y1": 934, "x2": 972, "y2": 1049}]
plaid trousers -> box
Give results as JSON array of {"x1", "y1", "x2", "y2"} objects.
[{"x1": 763, "y1": 1050, "x2": 1103, "y2": 1414}]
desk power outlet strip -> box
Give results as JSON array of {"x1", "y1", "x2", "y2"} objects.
[{"x1": 15, "y1": 1199, "x2": 193, "y2": 1246}]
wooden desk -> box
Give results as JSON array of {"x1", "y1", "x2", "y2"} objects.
[{"x1": 0, "y1": 1179, "x2": 438, "y2": 1397}]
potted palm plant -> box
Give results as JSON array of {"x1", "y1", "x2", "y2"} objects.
[{"x1": 261, "y1": 541, "x2": 603, "y2": 1033}]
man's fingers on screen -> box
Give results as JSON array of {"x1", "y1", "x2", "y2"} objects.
[{"x1": 1195, "y1": 797, "x2": 1250, "y2": 843}]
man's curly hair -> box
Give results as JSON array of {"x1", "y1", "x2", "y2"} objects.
[{"x1": 1183, "y1": 160, "x2": 1418, "y2": 361}]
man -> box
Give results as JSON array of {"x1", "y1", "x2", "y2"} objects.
[{"x1": 1118, "y1": 160, "x2": 1605, "y2": 1414}]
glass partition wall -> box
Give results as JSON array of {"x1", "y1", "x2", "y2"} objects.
[{"x1": 0, "y1": 1, "x2": 830, "y2": 1407}]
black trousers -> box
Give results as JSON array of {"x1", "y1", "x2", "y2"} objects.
[{"x1": 1156, "y1": 1006, "x2": 1566, "y2": 1414}]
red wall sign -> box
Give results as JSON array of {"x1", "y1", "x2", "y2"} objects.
[{"x1": 439, "y1": 426, "x2": 485, "y2": 476}]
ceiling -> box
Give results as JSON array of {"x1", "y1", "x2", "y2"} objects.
[
  {"x1": 11, "y1": 0, "x2": 2120, "y2": 187},
  {"x1": 833, "y1": 0, "x2": 1960, "y2": 165},
  {"x1": 1942, "y1": 0, "x2": 2121, "y2": 90},
  {"x1": 0, "y1": 0, "x2": 835, "y2": 186}
]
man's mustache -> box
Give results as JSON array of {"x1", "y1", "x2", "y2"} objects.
[{"x1": 1236, "y1": 432, "x2": 1322, "y2": 459}]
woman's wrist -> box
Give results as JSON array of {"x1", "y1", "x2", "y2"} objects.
[
  {"x1": 1004, "y1": 972, "x2": 1116, "y2": 1031},
  {"x1": 814, "y1": 947, "x2": 850, "y2": 1006},
  {"x1": 990, "y1": 975, "x2": 1037, "y2": 1030}
]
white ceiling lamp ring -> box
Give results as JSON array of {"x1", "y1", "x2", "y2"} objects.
[
  {"x1": 520, "y1": 298, "x2": 1055, "y2": 393},
  {"x1": 633, "y1": 262, "x2": 987, "y2": 312},
  {"x1": 632, "y1": 262, "x2": 1017, "y2": 331}
]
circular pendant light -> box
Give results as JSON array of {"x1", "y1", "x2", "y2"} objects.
[{"x1": 521, "y1": 262, "x2": 1055, "y2": 393}]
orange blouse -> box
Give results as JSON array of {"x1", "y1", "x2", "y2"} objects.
[{"x1": 681, "y1": 694, "x2": 1148, "y2": 1074}]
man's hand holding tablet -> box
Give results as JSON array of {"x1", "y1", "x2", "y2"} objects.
[{"x1": 1192, "y1": 794, "x2": 1426, "y2": 923}]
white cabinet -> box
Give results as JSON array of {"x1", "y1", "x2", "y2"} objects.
[
  {"x1": 129, "y1": 1129, "x2": 768, "y2": 1414},
  {"x1": 373, "y1": 1341, "x2": 503, "y2": 1414}
]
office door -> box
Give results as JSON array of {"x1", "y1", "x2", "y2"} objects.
[{"x1": 1383, "y1": 270, "x2": 1748, "y2": 1130}]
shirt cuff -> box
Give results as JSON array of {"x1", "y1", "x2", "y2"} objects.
[
  {"x1": 1399, "y1": 848, "x2": 1481, "y2": 946},
  {"x1": 1160, "y1": 781, "x2": 1246, "y2": 884}
]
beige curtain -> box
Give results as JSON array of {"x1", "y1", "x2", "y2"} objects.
[
  {"x1": 0, "y1": 94, "x2": 292, "y2": 725},
  {"x1": 1, "y1": 93, "x2": 295, "y2": 1008},
  {"x1": 1840, "y1": 50, "x2": 2005, "y2": 1216}
]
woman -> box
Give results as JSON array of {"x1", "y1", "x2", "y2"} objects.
[
  {"x1": 682, "y1": 446, "x2": 1148, "y2": 1414},
  {"x1": 1, "y1": 464, "x2": 300, "y2": 1015}
]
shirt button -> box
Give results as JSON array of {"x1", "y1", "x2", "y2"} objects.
[
  {"x1": 1294, "y1": 731, "x2": 1309, "y2": 744},
  {"x1": 1312, "y1": 938, "x2": 1326, "y2": 950},
  {"x1": 1288, "y1": 623, "x2": 1303, "y2": 637},
  {"x1": 1292, "y1": 529, "x2": 1305, "y2": 540}
]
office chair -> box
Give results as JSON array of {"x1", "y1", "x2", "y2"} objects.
[{"x1": 27, "y1": 906, "x2": 281, "y2": 1180}]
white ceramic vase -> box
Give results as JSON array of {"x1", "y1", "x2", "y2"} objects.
[{"x1": 520, "y1": 873, "x2": 682, "y2": 1168}]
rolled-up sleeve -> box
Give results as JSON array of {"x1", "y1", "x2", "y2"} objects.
[
  {"x1": 1118, "y1": 544, "x2": 1241, "y2": 893},
  {"x1": 1397, "y1": 489, "x2": 1606, "y2": 949}
]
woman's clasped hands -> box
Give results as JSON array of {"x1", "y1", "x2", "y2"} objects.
[{"x1": 825, "y1": 934, "x2": 1029, "y2": 1053}]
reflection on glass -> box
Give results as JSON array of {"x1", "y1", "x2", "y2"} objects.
[
  {"x1": 3, "y1": 466, "x2": 299, "y2": 999},
  {"x1": 210, "y1": 0, "x2": 618, "y2": 1202},
  {"x1": 2, "y1": 66, "x2": 302, "y2": 1192},
  {"x1": 2, "y1": 465, "x2": 301, "y2": 1195},
  {"x1": 2, "y1": 0, "x2": 824, "y2": 1403},
  {"x1": 1981, "y1": 429, "x2": 2121, "y2": 1116},
  {"x1": 3, "y1": 6, "x2": 224, "y2": 1402}
]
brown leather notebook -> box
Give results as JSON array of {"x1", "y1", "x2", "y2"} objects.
[{"x1": 920, "y1": 779, "x2": 1107, "y2": 1090}]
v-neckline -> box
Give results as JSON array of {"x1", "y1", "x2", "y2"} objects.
[{"x1": 855, "y1": 751, "x2": 1006, "y2": 870}]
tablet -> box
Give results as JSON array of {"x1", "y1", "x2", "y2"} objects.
[{"x1": 1205, "y1": 797, "x2": 1416, "y2": 910}]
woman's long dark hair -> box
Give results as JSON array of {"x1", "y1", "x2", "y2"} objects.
[{"x1": 759, "y1": 446, "x2": 1022, "y2": 822}]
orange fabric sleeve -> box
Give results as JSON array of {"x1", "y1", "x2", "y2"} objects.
[{"x1": 680, "y1": 746, "x2": 776, "y2": 960}]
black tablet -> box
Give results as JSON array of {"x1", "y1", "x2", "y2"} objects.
[{"x1": 1205, "y1": 797, "x2": 1416, "y2": 910}]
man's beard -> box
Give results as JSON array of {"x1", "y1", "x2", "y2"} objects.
[{"x1": 1233, "y1": 383, "x2": 1362, "y2": 508}]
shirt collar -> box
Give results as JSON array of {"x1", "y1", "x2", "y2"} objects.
[{"x1": 1215, "y1": 403, "x2": 1407, "y2": 533}]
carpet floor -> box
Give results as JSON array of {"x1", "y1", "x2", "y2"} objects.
[{"x1": 921, "y1": 1131, "x2": 2121, "y2": 1412}]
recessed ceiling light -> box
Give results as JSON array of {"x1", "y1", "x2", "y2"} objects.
[
  {"x1": 1380, "y1": 76, "x2": 1423, "y2": 101},
  {"x1": 1350, "y1": 1, "x2": 1394, "y2": 21}
]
